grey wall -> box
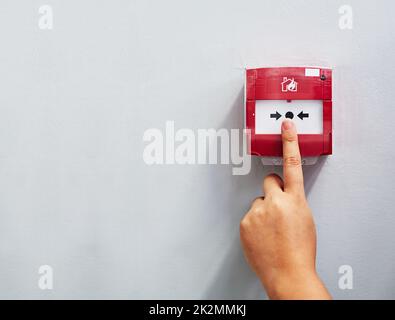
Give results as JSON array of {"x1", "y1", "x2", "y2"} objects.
[{"x1": 0, "y1": 0, "x2": 394, "y2": 299}]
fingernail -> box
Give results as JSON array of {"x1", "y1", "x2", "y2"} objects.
[{"x1": 282, "y1": 119, "x2": 294, "y2": 131}]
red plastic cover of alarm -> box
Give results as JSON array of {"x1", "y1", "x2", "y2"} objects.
[{"x1": 245, "y1": 67, "x2": 332, "y2": 157}]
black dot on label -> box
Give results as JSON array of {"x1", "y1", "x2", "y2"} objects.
[{"x1": 285, "y1": 112, "x2": 294, "y2": 119}]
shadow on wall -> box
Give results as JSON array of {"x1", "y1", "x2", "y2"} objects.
[
  {"x1": 202, "y1": 87, "x2": 327, "y2": 299},
  {"x1": 202, "y1": 87, "x2": 265, "y2": 299},
  {"x1": 303, "y1": 156, "x2": 327, "y2": 196}
]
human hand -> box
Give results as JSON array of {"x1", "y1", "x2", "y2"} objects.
[{"x1": 240, "y1": 119, "x2": 331, "y2": 300}]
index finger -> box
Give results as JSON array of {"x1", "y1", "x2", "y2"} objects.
[{"x1": 281, "y1": 120, "x2": 304, "y2": 195}]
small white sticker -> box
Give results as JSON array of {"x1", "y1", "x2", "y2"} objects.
[{"x1": 305, "y1": 68, "x2": 320, "y2": 77}]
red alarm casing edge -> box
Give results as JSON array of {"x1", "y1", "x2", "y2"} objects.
[{"x1": 245, "y1": 67, "x2": 332, "y2": 157}]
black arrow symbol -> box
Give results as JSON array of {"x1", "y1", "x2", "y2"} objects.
[
  {"x1": 297, "y1": 111, "x2": 309, "y2": 120},
  {"x1": 270, "y1": 111, "x2": 282, "y2": 121}
]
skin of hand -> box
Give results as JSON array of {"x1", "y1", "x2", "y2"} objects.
[{"x1": 240, "y1": 119, "x2": 331, "y2": 300}]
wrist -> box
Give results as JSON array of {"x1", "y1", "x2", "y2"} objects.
[{"x1": 262, "y1": 270, "x2": 331, "y2": 300}]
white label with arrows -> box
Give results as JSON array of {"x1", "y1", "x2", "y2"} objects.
[{"x1": 255, "y1": 100, "x2": 323, "y2": 134}]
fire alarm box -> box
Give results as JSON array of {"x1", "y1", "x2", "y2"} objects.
[{"x1": 245, "y1": 67, "x2": 332, "y2": 161}]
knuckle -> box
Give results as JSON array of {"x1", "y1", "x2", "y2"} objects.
[
  {"x1": 283, "y1": 156, "x2": 301, "y2": 167},
  {"x1": 269, "y1": 195, "x2": 283, "y2": 210},
  {"x1": 283, "y1": 132, "x2": 297, "y2": 143},
  {"x1": 240, "y1": 216, "x2": 250, "y2": 231},
  {"x1": 268, "y1": 173, "x2": 283, "y2": 185},
  {"x1": 265, "y1": 194, "x2": 286, "y2": 213},
  {"x1": 264, "y1": 173, "x2": 280, "y2": 182},
  {"x1": 251, "y1": 196, "x2": 264, "y2": 207},
  {"x1": 251, "y1": 206, "x2": 264, "y2": 215}
]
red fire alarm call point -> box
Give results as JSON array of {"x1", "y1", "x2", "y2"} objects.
[{"x1": 245, "y1": 67, "x2": 332, "y2": 161}]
